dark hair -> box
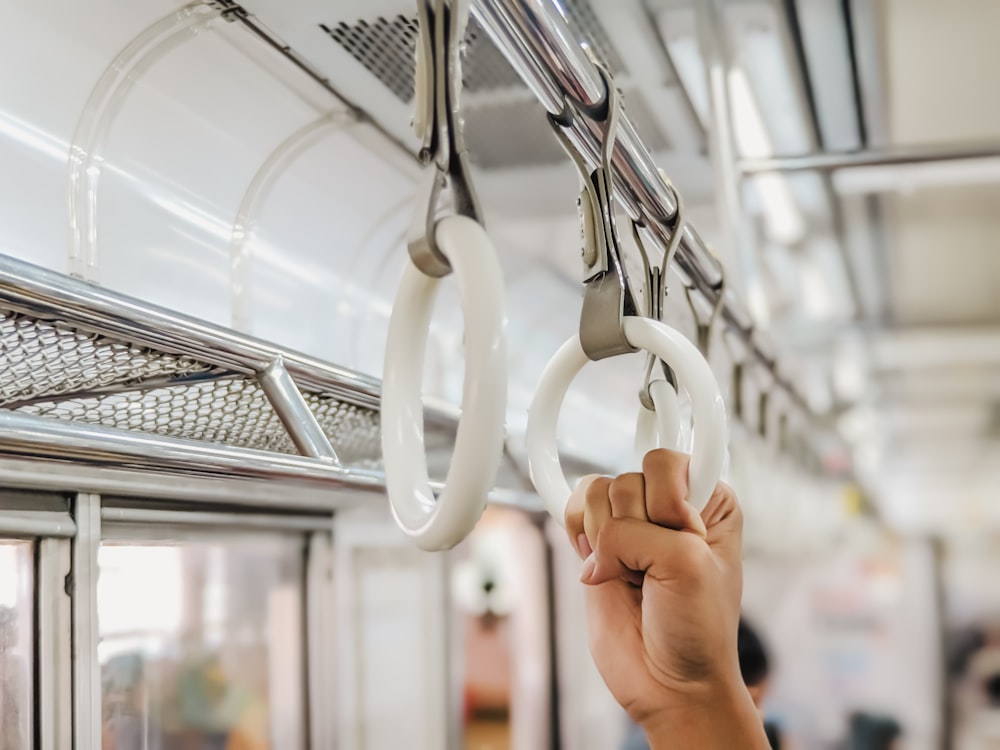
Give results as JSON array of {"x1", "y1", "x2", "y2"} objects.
[
  {"x1": 738, "y1": 618, "x2": 770, "y2": 687},
  {"x1": 849, "y1": 712, "x2": 902, "y2": 749},
  {"x1": 986, "y1": 672, "x2": 1000, "y2": 708}
]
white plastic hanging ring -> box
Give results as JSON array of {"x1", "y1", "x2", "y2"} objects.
[
  {"x1": 635, "y1": 377, "x2": 684, "y2": 461},
  {"x1": 382, "y1": 215, "x2": 508, "y2": 551},
  {"x1": 527, "y1": 317, "x2": 727, "y2": 524}
]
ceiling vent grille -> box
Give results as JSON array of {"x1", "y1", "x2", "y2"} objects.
[
  {"x1": 319, "y1": 2, "x2": 658, "y2": 169},
  {"x1": 320, "y1": 15, "x2": 422, "y2": 102},
  {"x1": 320, "y1": 0, "x2": 626, "y2": 104}
]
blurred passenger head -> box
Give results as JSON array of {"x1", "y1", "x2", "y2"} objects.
[
  {"x1": 738, "y1": 618, "x2": 770, "y2": 708},
  {"x1": 849, "y1": 712, "x2": 902, "y2": 750},
  {"x1": 985, "y1": 672, "x2": 1000, "y2": 708}
]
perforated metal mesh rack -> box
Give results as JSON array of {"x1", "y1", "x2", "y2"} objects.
[
  {"x1": 0, "y1": 255, "x2": 471, "y2": 479},
  {"x1": 0, "y1": 313, "x2": 382, "y2": 467}
]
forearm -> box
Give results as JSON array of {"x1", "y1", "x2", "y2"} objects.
[{"x1": 642, "y1": 680, "x2": 771, "y2": 750}]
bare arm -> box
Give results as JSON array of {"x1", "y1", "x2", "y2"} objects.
[{"x1": 565, "y1": 449, "x2": 770, "y2": 750}]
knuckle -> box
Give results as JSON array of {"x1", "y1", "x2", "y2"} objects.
[
  {"x1": 646, "y1": 485, "x2": 690, "y2": 526},
  {"x1": 584, "y1": 477, "x2": 612, "y2": 509},
  {"x1": 610, "y1": 471, "x2": 643, "y2": 491},
  {"x1": 642, "y1": 448, "x2": 688, "y2": 477},
  {"x1": 641, "y1": 448, "x2": 671, "y2": 474},
  {"x1": 675, "y1": 534, "x2": 713, "y2": 579},
  {"x1": 608, "y1": 472, "x2": 643, "y2": 502},
  {"x1": 585, "y1": 476, "x2": 612, "y2": 499},
  {"x1": 595, "y1": 516, "x2": 626, "y2": 552}
]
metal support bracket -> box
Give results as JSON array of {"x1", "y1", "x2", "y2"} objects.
[
  {"x1": 258, "y1": 357, "x2": 340, "y2": 463},
  {"x1": 548, "y1": 65, "x2": 641, "y2": 361},
  {"x1": 408, "y1": 0, "x2": 484, "y2": 277}
]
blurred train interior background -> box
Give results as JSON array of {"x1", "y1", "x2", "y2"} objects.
[{"x1": 1, "y1": 1, "x2": 999, "y2": 748}]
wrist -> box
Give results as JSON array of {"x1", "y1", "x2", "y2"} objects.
[{"x1": 641, "y1": 677, "x2": 769, "y2": 750}]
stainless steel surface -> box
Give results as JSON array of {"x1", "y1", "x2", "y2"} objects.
[
  {"x1": 101, "y1": 506, "x2": 333, "y2": 531},
  {"x1": 0, "y1": 409, "x2": 386, "y2": 489},
  {"x1": 473, "y1": 1, "x2": 681, "y2": 221},
  {"x1": 477, "y1": 0, "x2": 605, "y2": 111},
  {"x1": 71, "y1": 493, "x2": 101, "y2": 750},
  {"x1": 0, "y1": 306, "x2": 216, "y2": 407},
  {"x1": 0, "y1": 416, "x2": 545, "y2": 513},
  {"x1": 739, "y1": 143, "x2": 1000, "y2": 173},
  {"x1": 13, "y1": 374, "x2": 382, "y2": 465},
  {"x1": 0, "y1": 253, "x2": 383, "y2": 408},
  {"x1": 0, "y1": 251, "x2": 473, "y2": 469},
  {"x1": 553, "y1": 72, "x2": 639, "y2": 361},
  {"x1": 470, "y1": 0, "x2": 565, "y2": 107},
  {"x1": 0, "y1": 457, "x2": 360, "y2": 510},
  {"x1": 0, "y1": 249, "x2": 543, "y2": 493},
  {"x1": 407, "y1": 0, "x2": 486, "y2": 277},
  {"x1": 306, "y1": 532, "x2": 337, "y2": 750},
  {"x1": 472, "y1": 0, "x2": 815, "y2": 415},
  {"x1": 259, "y1": 357, "x2": 341, "y2": 462},
  {"x1": 38, "y1": 537, "x2": 73, "y2": 750},
  {"x1": 0, "y1": 511, "x2": 76, "y2": 537}
]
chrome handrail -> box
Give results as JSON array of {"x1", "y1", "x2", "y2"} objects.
[
  {"x1": 0, "y1": 253, "x2": 382, "y2": 408},
  {"x1": 0, "y1": 253, "x2": 544, "y2": 504},
  {"x1": 470, "y1": 0, "x2": 821, "y2": 413}
]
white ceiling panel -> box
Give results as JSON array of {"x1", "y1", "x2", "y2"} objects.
[
  {"x1": 885, "y1": 185, "x2": 1000, "y2": 326},
  {"x1": 880, "y1": 0, "x2": 1000, "y2": 327}
]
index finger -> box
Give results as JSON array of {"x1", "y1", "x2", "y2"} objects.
[
  {"x1": 641, "y1": 449, "x2": 707, "y2": 538},
  {"x1": 564, "y1": 474, "x2": 603, "y2": 559}
]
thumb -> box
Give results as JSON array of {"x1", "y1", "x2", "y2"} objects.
[{"x1": 581, "y1": 517, "x2": 709, "y2": 586}]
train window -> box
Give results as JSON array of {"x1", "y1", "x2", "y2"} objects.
[
  {"x1": 0, "y1": 540, "x2": 34, "y2": 750},
  {"x1": 97, "y1": 535, "x2": 305, "y2": 750}
]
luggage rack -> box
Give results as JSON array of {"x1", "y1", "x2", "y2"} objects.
[
  {"x1": 0, "y1": 253, "x2": 540, "y2": 501},
  {"x1": 1, "y1": 307, "x2": 383, "y2": 466}
]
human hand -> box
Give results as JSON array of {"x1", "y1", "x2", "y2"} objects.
[{"x1": 565, "y1": 449, "x2": 768, "y2": 748}]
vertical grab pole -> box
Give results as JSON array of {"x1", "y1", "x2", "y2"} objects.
[
  {"x1": 71, "y1": 493, "x2": 101, "y2": 750},
  {"x1": 305, "y1": 530, "x2": 337, "y2": 749},
  {"x1": 38, "y1": 537, "x2": 73, "y2": 750}
]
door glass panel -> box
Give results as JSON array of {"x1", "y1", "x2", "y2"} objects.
[
  {"x1": 0, "y1": 541, "x2": 33, "y2": 750},
  {"x1": 98, "y1": 534, "x2": 305, "y2": 750}
]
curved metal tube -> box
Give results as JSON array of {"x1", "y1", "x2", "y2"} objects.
[
  {"x1": 0, "y1": 409, "x2": 386, "y2": 489},
  {"x1": 478, "y1": 0, "x2": 605, "y2": 110},
  {"x1": 739, "y1": 143, "x2": 1000, "y2": 174},
  {"x1": 230, "y1": 112, "x2": 356, "y2": 332},
  {"x1": 0, "y1": 252, "x2": 384, "y2": 408},
  {"x1": 471, "y1": 0, "x2": 813, "y2": 415},
  {"x1": 67, "y1": 3, "x2": 221, "y2": 281}
]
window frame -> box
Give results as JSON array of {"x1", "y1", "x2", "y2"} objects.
[{"x1": 0, "y1": 467, "x2": 344, "y2": 750}]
